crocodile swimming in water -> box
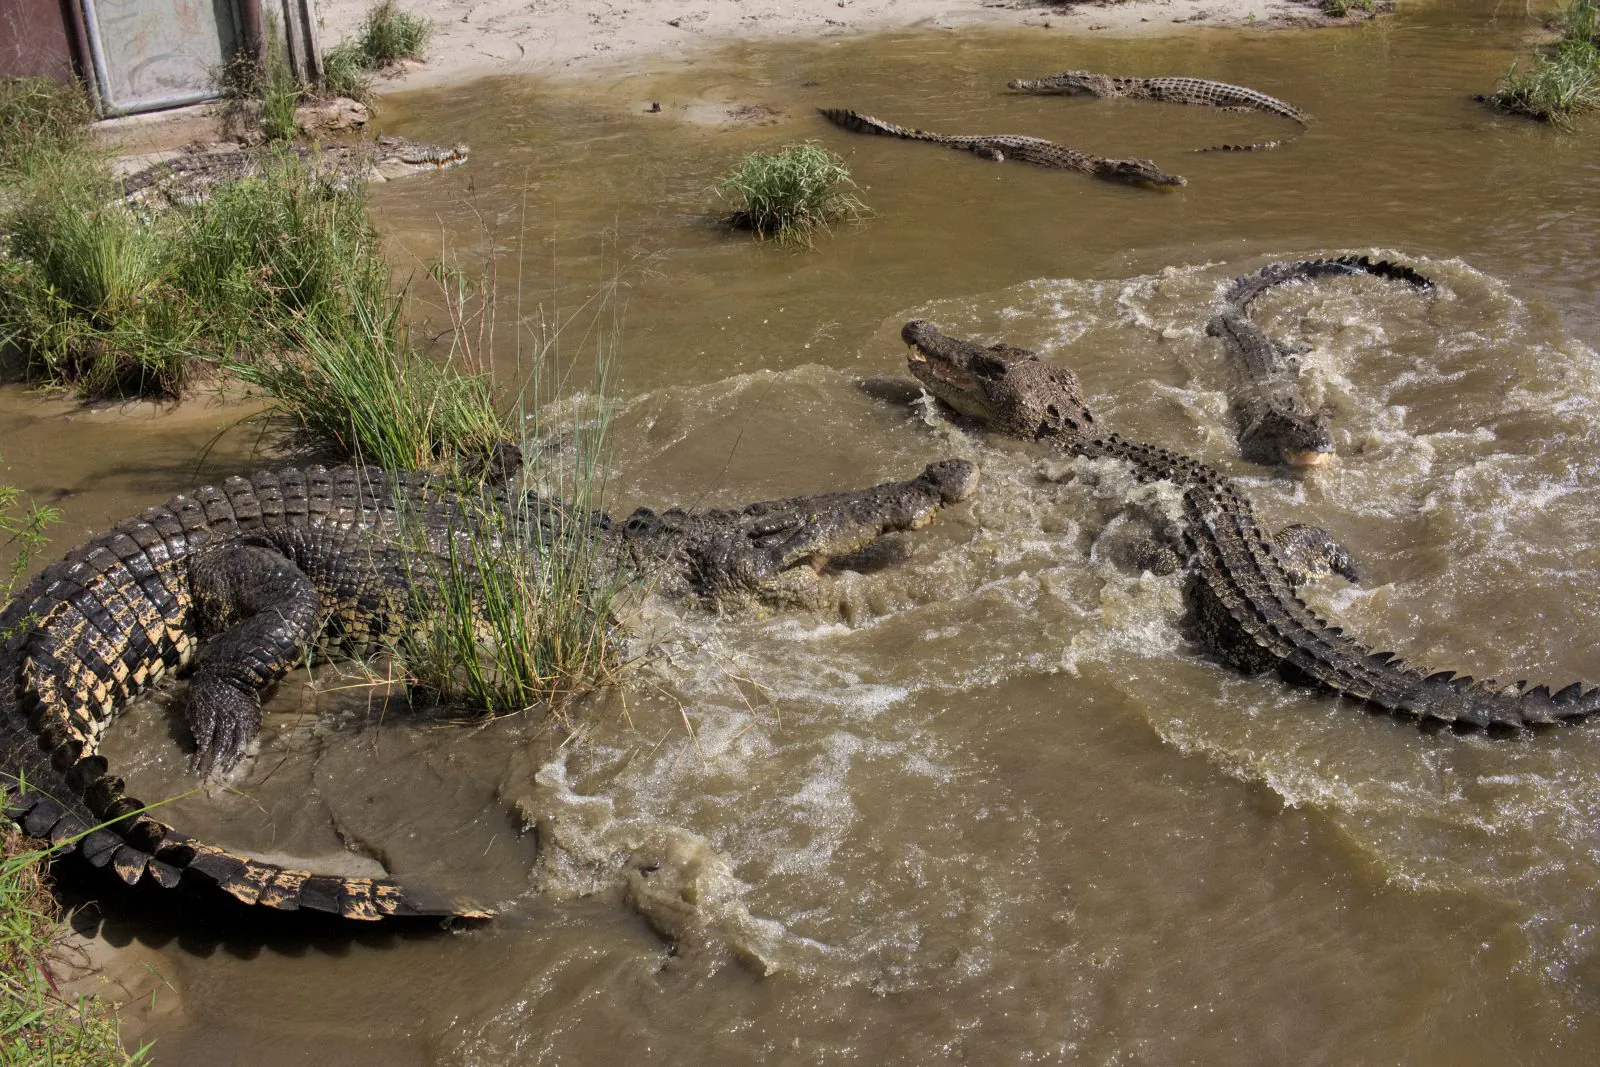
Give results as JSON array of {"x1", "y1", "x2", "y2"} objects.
[
  {"x1": 819, "y1": 109, "x2": 1186, "y2": 189},
  {"x1": 901, "y1": 319, "x2": 1600, "y2": 733},
  {"x1": 1007, "y1": 71, "x2": 1309, "y2": 153},
  {"x1": 1, "y1": 460, "x2": 977, "y2": 921},
  {"x1": 117, "y1": 135, "x2": 470, "y2": 210},
  {"x1": 1208, "y1": 256, "x2": 1435, "y2": 468}
]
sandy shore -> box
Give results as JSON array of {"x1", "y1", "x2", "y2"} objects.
[
  {"x1": 315, "y1": 0, "x2": 1366, "y2": 92},
  {"x1": 93, "y1": 0, "x2": 1369, "y2": 149}
]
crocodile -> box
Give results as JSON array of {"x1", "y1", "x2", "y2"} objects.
[
  {"x1": 818, "y1": 109, "x2": 1186, "y2": 189},
  {"x1": 1208, "y1": 256, "x2": 1434, "y2": 468},
  {"x1": 117, "y1": 135, "x2": 469, "y2": 210},
  {"x1": 901, "y1": 319, "x2": 1600, "y2": 733},
  {"x1": 1, "y1": 459, "x2": 978, "y2": 921},
  {"x1": 1007, "y1": 71, "x2": 1309, "y2": 152}
]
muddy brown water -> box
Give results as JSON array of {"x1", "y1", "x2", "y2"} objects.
[{"x1": 8, "y1": 0, "x2": 1600, "y2": 1061}]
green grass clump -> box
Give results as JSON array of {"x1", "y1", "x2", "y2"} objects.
[
  {"x1": 391, "y1": 469, "x2": 629, "y2": 716},
  {"x1": 0, "y1": 76, "x2": 94, "y2": 178},
  {"x1": 1488, "y1": 0, "x2": 1600, "y2": 125},
  {"x1": 317, "y1": 1, "x2": 431, "y2": 101},
  {"x1": 716, "y1": 141, "x2": 868, "y2": 248},
  {"x1": 0, "y1": 151, "x2": 393, "y2": 398},
  {"x1": 174, "y1": 151, "x2": 388, "y2": 336},
  {"x1": 0, "y1": 176, "x2": 203, "y2": 396},
  {"x1": 229, "y1": 288, "x2": 510, "y2": 473},
  {"x1": 259, "y1": 56, "x2": 303, "y2": 144},
  {"x1": 356, "y1": 0, "x2": 432, "y2": 66},
  {"x1": 1320, "y1": 0, "x2": 1376, "y2": 16},
  {"x1": 320, "y1": 42, "x2": 375, "y2": 101},
  {"x1": 373, "y1": 267, "x2": 633, "y2": 712},
  {"x1": 216, "y1": 40, "x2": 303, "y2": 145}
]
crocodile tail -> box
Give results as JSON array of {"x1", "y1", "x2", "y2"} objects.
[
  {"x1": 1194, "y1": 140, "x2": 1285, "y2": 153},
  {"x1": 818, "y1": 108, "x2": 934, "y2": 142},
  {"x1": 1224, "y1": 254, "x2": 1435, "y2": 311},
  {"x1": 1398, "y1": 670, "x2": 1600, "y2": 731},
  {"x1": 2, "y1": 671, "x2": 488, "y2": 922},
  {"x1": 2, "y1": 748, "x2": 489, "y2": 921}
]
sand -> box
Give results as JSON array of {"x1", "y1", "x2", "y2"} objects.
[{"x1": 314, "y1": 0, "x2": 1370, "y2": 92}]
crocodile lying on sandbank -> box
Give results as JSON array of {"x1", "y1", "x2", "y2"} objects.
[
  {"x1": 1208, "y1": 256, "x2": 1435, "y2": 469},
  {"x1": 117, "y1": 135, "x2": 469, "y2": 209},
  {"x1": 901, "y1": 319, "x2": 1600, "y2": 733},
  {"x1": 1007, "y1": 71, "x2": 1309, "y2": 153},
  {"x1": 819, "y1": 108, "x2": 1186, "y2": 189},
  {"x1": 2, "y1": 460, "x2": 977, "y2": 921}
]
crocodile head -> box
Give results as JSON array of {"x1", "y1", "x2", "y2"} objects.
[
  {"x1": 1006, "y1": 71, "x2": 1115, "y2": 96},
  {"x1": 1091, "y1": 156, "x2": 1187, "y2": 189},
  {"x1": 370, "y1": 136, "x2": 471, "y2": 180},
  {"x1": 902, "y1": 319, "x2": 1096, "y2": 440},
  {"x1": 621, "y1": 458, "x2": 980, "y2": 604},
  {"x1": 1236, "y1": 399, "x2": 1335, "y2": 469}
]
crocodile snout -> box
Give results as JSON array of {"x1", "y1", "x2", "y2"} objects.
[{"x1": 921, "y1": 458, "x2": 981, "y2": 503}]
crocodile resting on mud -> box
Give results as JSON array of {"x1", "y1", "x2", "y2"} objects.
[
  {"x1": 1007, "y1": 71, "x2": 1309, "y2": 153},
  {"x1": 1208, "y1": 256, "x2": 1435, "y2": 468},
  {"x1": 118, "y1": 135, "x2": 469, "y2": 209},
  {"x1": 902, "y1": 319, "x2": 1600, "y2": 734},
  {"x1": 1, "y1": 460, "x2": 977, "y2": 921},
  {"x1": 819, "y1": 109, "x2": 1186, "y2": 189}
]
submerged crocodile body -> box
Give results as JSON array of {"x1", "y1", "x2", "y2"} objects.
[
  {"x1": 2, "y1": 460, "x2": 977, "y2": 921},
  {"x1": 819, "y1": 109, "x2": 1186, "y2": 189},
  {"x1": 1208, "y1": 256, "x2": 1434, "y2": 468},
  {"x1": 118, "y1": 135, "x2": 469, "y2": 209},
  {"x1": 1007, "y1": 71, "x2": 1309, "y2": 152},
  {"x1": 902, "y1": 319, "x2": 1600, "y2": 733}
]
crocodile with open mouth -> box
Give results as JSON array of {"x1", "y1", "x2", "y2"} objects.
[
  {"x1": 901, "y1": 318, "x2": 1598, "y2": 732},
  {"x1": 2, "y1": 459, "x2": 977, "y2": 921}
]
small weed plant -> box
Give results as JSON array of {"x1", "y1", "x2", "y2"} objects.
[
  {"x1": 716, "y1": 141, "x2": 868, "y2": 248},
  {"x1": 1489, "y1": 0, "x2": 1600, "y2": 125},
  {"x1": 217, "y1": 35, "x2": 303, "y2": 145},
  {"x1": 321, "y1": 1, "x2": 432, "y2": 100},
  {"x1": 357, "y1": 0, "x2": 433, "y2": 66}
]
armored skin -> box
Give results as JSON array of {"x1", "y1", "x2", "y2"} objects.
[
  {"x1": 1207, "y1": 256, "x2": 1435, "y2": 468},
  {"x1": 118, "y1": 136, "x2": 470, "y2": 209},
  {"x1": 1, "y1": 460, "x2": 977, "y2": 920},
  {"x1": 1007, "y1": 71, "x2": 1308, "y2": 152},
  {"x1": 901, "y1": 319, "x2": 1600, "y2": 732},
  {"x1": 819, "y1": 108, "x2": 1186, "y2": 189}
]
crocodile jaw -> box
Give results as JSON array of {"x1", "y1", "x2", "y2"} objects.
[
  {"x1": 906, "y1": 344, "x2": 998, "y2": 423},
  {"x1": 1287, "y1": 450, "x2": 1334, "y2": 469}
]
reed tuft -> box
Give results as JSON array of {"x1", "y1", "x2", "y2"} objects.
[{"x1": 716, "y1": 141, "x2": 868, "y2": 248}]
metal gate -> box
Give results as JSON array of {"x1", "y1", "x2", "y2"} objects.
[{"x1": 79, "y1": 0, "x2": 241, "y2": 116}]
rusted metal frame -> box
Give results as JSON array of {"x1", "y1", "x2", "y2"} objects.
[{"x1": 77, "y1": 0, "x2": 243, "y2": 116}]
